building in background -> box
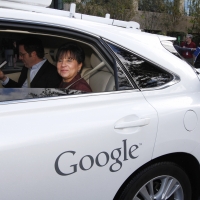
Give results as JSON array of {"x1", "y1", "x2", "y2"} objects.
[{"x1": 134, "y1": 0, "x2": 199, "y2": 43}]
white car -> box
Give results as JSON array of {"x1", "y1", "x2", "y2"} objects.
[{"x1": 0, "y1": 0, "x2": 200, "y2": 200}]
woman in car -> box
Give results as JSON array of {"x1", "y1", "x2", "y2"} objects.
[{"x1": 56, "y1": 43, "x2": 92, "y2": 92}]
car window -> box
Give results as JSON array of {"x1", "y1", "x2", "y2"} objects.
[
  {"x1": 0, "y1": 24, "x2": 134, "y2": 102},
  {"x1": 107, "y1": 42, "x2": 174, "y2": 89},
  {"x1": 116, "y1": 63, "x2": 135, "y2": 90}
]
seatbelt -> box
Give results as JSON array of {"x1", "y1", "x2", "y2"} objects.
[
  {"x1": 27, "y1": 68, "x2": 31, "y2": 88},
  {"x1": 65, "y1": 62, "x2": 105, "y2": 89}
]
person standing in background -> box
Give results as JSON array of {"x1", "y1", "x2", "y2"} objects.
[{"x1": 181, "y1": 34, "x2": 196, "y2": 65}]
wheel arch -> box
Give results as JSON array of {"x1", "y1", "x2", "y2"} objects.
[{"x1": 113, "y1": 152, "x2": 200, "y2": 200}]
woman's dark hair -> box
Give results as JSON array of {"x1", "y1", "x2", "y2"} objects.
[
  {"x1": 18, "y1": 37, "x2": 44, "y2": 58},
  {"x1": 56, "y1": 43, "x2": 85, "y2": 64}
]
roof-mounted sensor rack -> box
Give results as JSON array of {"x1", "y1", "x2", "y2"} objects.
[{"x1": 0, "y1": 0, "x2": 140, "y2": 30}]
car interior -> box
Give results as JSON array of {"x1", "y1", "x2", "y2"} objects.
[{"x1": 0, "y1": 29, "x2": 115, "y2": 93}]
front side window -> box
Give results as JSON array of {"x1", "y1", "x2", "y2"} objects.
[
  {"x1": 107, "y1": 43, "x2": 174, "y2": 89},
  {"x1": 0, "y1": 24, "x2": 118, "y2": 102},
  {"x1": 0, "y1": 22, "x2": 137, "y2": 102}
]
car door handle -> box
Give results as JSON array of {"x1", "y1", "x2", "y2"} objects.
[{"x1": 114, "y1": 118, "x2": 150, "y2": 129}]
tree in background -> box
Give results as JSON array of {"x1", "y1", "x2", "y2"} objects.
[
  {"x1": 138, "y1": 0, "x2": 183, "y2": 33},
  {"x1": 63, "y1": 0, "x2": 76, "y2": 3},
  {"x1": 63, "y1": 0, "x2": 136, "y2": 21},
  {"x1": 161, "y1": 0, "x2": 184, "y2": 32},
  {"x1": 188, "y1": 0, "x2": 200, "y2": 39},
  {"x1": 138, "y1": 0, "x2": 165, "y2": 31}
]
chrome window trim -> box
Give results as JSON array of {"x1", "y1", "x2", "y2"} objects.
[
  {"x1": 140, "y1": 77, "x2": 180, "y2": 91},
  {"x1": 103, "y1": 38, "x2": 181, "y2": 91}
]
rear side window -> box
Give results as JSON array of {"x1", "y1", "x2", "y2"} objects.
[
  {"x1": 117, "y1": 63, "x2": 134, "y2": 90},
  {"x1": 107, "y1": 43, "x2": 173, "y2": 89}
]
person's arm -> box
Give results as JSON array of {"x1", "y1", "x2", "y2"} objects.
[
  {"x1": 0, "y1": 70, "x2": 11, "y2": 87},
  {"x1": 0, "y1": 69, "x2": 22, "y2": 88},
  {"x1": 174, "y1": 45, "x2": 196, "y2": 52}
]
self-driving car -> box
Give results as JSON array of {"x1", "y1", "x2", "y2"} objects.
[{"x1": 0, "y1": 0, "x2": 200, "y2": 199}]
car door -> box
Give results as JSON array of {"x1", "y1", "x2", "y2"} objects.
[{"x1": 0, "y1": 73, "x2": 158, "y2": 200}]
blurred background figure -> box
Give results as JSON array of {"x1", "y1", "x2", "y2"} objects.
[
  {"x1": 174, "y1": 45, "x2": 196, "y2": 56},
  {"x1": 181, "y1": 34, "x2": 196, "y2": 65}
]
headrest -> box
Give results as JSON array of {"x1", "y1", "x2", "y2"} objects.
[
  {"x1": 90, "y1": 53, "x2": 101, "y2": 69},
  {"x1": 90, "y1": 53, "x2": 109, "y2": 72},
  {"x1": 44, "y1": 48, "x2": 54, "y2": 65}
]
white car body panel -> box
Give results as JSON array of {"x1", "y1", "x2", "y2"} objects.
[{"x1": 0, "y1": 91, "x2": 158, "y2": 199}]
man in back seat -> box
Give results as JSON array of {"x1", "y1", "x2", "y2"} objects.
[{"x1": 0, "y1": 37, "x2": 61, "y2": 88}]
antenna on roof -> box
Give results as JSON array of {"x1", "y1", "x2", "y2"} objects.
[
  {"x1": 105, "y1": 14, "x2": 110, "y2": 19},
  {"x1": 70, "y1": 3, "x2": 76, "y2": 18}
]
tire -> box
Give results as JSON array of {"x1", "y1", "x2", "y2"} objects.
[{"x1": 118, "y1": 162, "x2": 191, "y2": 200}]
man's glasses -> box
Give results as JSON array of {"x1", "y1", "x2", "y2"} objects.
[{"x1": 19, "y1": 52, "x2": 28, "y2": 57}]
